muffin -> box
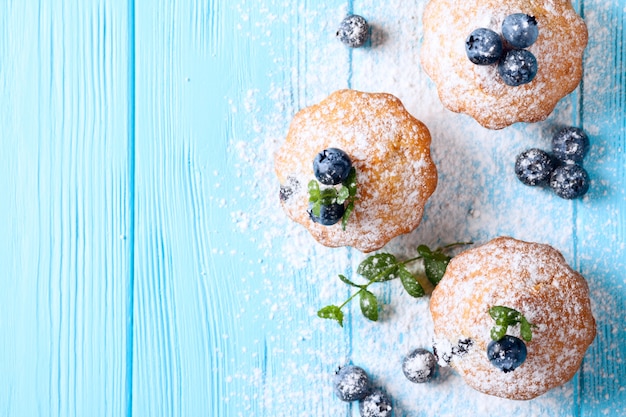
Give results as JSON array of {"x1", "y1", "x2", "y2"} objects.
[
  {"x1": 274, "y1": 89, "x2": 437, "y2": 253},
  {"x1": 430, "y1": 236, "x2": 596, "y2": 400},
  {"x1": 420, "y1": 0, "x2": 588, "y2": 129}
]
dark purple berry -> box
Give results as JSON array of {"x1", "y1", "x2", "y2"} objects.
[
  {"x1": 498, "y1": 49, "x2": 538, "y2": 86},
  {"x1": 309, "y1": 203, "x2": 345, "y2": 226},
  {"x1": 333, "y1": 365, "x2": 371, "y2": 402},
  {"x1": 359, "y1": 388, "x2": 392, "y2": 417},
  {"x1": 549, "y1": 164, "x2": 590, "y2": 199},
  {"x1": 552, "y1": 127, "x2": 590, "y2": 164},
  {"x1": 337, "y1": 15, "x2": 370, "y2": 48},
  {"x1": 402, "y1": 348, "x2": 437, "y2": 383},
  {"x1": 502, "y1": 14, "x2": 539, "y2": 48},
  {"x1": 465, "y1": 28, "x2": 504, "y2": 65},
  {"x1": 515, "y1": 148, "x2": 556, "y2": 186},
  {"x1": 487, "y1": 335, "x2": 527, "y2": 373},
  {"x1": 313, "y1": 148, "x2": 352, "y2": 185}
]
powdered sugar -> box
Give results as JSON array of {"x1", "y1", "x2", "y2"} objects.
[{"x1": 221, "y1": 0, "x2": 619, "y2": 415}]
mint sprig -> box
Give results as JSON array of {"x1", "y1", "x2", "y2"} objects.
[
  {"x1": 317, "y1": 242, "x2": 471, "y2": 326},
  {"x1": 308, "y1": 167, "x2": 357, "y2": 230},
  {"x1": 489, "y1": 306, "x2": 536, "y2": 342}
]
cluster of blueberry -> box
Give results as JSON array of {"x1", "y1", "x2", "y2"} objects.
[
  {"x1": 465, "y1": 13, "x2": 539, "y2": 86},
  {"x1": 333, "y1": 349, "x2": 437, "y2": 416},
  {"x1": 308, "y1": 148, "x2": 356, "y2": 226},
  {"x1": 515, "y1": 127, "x2": 590, "y2": 199}
]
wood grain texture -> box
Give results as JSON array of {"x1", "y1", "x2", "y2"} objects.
[
  {"x1": 0, "y1": 1, "x2": 131, "y2": 416},
  {"x1": 1, "y1": 1, "x2": 625, "y2": 416}
]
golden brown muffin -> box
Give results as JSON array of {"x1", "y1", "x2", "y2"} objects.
[
  {"x1": 430, "y1": 236, "x2": 596, "y2": 400},
  {"x1": 274, "y1": 89, "x2": 437, "y2": 253},
  {"x1": 420, "y1": 0, "x2": 588, "y2": 129}
]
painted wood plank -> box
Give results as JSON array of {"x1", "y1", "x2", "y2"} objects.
[
  {"x1": 577, "y1": 0, "x2": 626, "y2": 415},
  {"x1": 0, "y1": 1, "x2": 131, "y2": 417},
  {"x1": 131, "y1": 0, "x2": 356, "y2": 415}
]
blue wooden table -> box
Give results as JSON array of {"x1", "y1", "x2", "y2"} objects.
[{"x1": 1, "y1": 1, "x2": 624, "y2": 416}]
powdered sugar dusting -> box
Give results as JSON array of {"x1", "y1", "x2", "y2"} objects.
[{"x1": 220, "y1": 0, "x2": 623, "y2": 415}]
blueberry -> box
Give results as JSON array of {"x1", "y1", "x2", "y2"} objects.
[
  {"x1": 487, "y1": 335, "x2": 527, "y2": 373},
  {"x1": 498, "y1": 49, "x2": 538, "y2": 86},
  {"x1": 549, "y1": 164, "x2": 590, "y2": 199},
  {"x1": 313, "y1": 148, "x2": 352, "y2": 185},
  {"x1": 465, "y1": 28, "x2": 504, "y2": 65},
  {"x1": 402, "y1": 348, "x2": 437, "y2": 383},
  {"x1": 359, "y1": 389, "x2": 392, "y2": 417},
  {"x1": 502, "y1": 13, "x2": 539, "y2": 48},
  {"x1": 333, "y1": 365, "x2": 371, "y2": 402},
  {"x1": 309, "y1": 202, "x2": 345, "y2": 226},
  {"x1": 552, "y1": 127, "x2": 590, "y2": 164},
  {"x1": 336, "y1": 15, "x2": 370, "y2": 48},
  {"x1": 515, "y1": 148, "x2": 556, "y2": 186}
]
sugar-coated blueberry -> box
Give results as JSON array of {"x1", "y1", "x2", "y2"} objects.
[
  {"x1": 515, "y1": 148, "x2": 556, "y2": 186},
  {"x1": 487, "y1": 335, "x2": 527, "y2": 373},
  {"x1": 465, "y1": 28, "x2": 504, "y2": 65},
  {"x1": 502, "y1": 13, "x2": 539, "y2": 48},
  {"x1": 336, "y1": 15, "x2": 370, "y2": 48},
  {"x1": 333, "y1": 365, "x2": 371, "y2": 402},
  {"x1": 313, "y1": 148, "x2": 352, "y2": 185},
  {"x1": 498, "y1": 49, "x2": 538, "y2": 86},
  {"x1": 359, "y1": 388, "x2": 393, "y2": 417},
  {"x1": 549, "y1": 164, "x2": 590, "y2": 199},
  {"x1": 402, "y1": 348, "x2": 437, "y2": 383},
  {"x1": 552, "y1": 127, "x2": 590, "y2": 164},
  {"x1": 309, "y1": 203, "x2": 345, "y2": 226}
]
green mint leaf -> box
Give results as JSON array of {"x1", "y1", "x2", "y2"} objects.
[
  {"x1": 357, "y1": 253, "x2": 399, "y2": 282},
  {"x1": 398, "y1": 265, "x2": 425, "y2": 298},
  {"x1": 344, "y1": 167, "x2": 357, "y2": 197},
  {"x1": 308, "y1": 180, "x2": 320, "y2": 202},
  {"x1": 417, "y1": 244, "x2": 432, "y2": 258},
  {"x1": 319, "y1": 188, "x2": 338, "y2": 205},
  {"x1": 311, "y1": 201, "x2": 321, "y2": 217},
  {"x1": 336, "y1": 186, "x2": 350, "y2": 204},
  {"x1": 491, "y1": 324, "x2": 507, "y2": 341},
  {"x1": 338, "y1": 274, "x2": 361, "y2": 288},
  {"x1": 317, "y1": 305, "x2": 344, "y2": 327},
  {"x1": 520, "y1": 318, "x2": 533, "y2": 342},
  {"x1": 424, "y1": 257, "x2": 449, "y2": 286},
  {"x1": 341, "y1": 202, "x2": 354, "y2": 231},
  {"x1": 359, "y1": 290, "x2": 379, "y2": 322}
]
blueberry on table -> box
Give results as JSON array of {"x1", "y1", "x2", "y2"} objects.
[
  {"x1": 309, "y1": 202, "x2": 345, "y2": 226},
  {"x1": 313, "y1": 148, "x2": 353, "y2": 185},
  {"x1": 465, "y1": 28, "x2": 504, "y2": 65},
  {"x1": 336, "y1": 14, "x2": 370, "y2": 48},
  {"x1": 333, "y1": 365, "x2": 371, "y2": 402},
  {"x1": 359, "y1": 388, "x2": 393, "y2": 417},
  {"x1": 487, "y1": 335, "x2": 527, "y2": 373},
  {"x1": 498, "y1": 49, "x2": 538, "y2": 86},
  {"x1": 402, "y1": 348, "x2": 437, "y2": 383},
  {"x1": 549, "y1": 164, "x2": 590, "y2": 199},
  {"x1": 552, "y1": 127, "x2": 590, "y2": 164},
  {"x1": 515, "y1": 148, "x2": 556, "y2": 186},
  {"x1": 502, "y1": 13, "x2": 539, "y2": 49}
]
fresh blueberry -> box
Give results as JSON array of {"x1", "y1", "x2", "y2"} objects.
[
  {"x1": 465, "y1": 28, "x2": 504, "y2": 65},
  {"x1": 552, "y1": 127, "x2": 590, "y2": 164},
  {"x1": 336, "y1": 15, "x2": 370, "y2": 48},
  {"x1": 313, "y1": 148, "x2": 352, "y2": 185},
  {"x1": 402, "y1": 348, "x2": 437, "y2": 383},
  {"x1": 515, "y1": 148, "x2": 557, "y2": 186},
  {"x1": 502, "y1": 13, "x2": 539, "y2": 48},
  {"x1": 309, "y1": 203, "x2": 345, "y2": 226},
  {"x1": 549, "y1": 164, "x2": 590, "y2": 199},
  {"x1": 333, "y1": 365, "x2": 371, "y2": 402},
  {"x1": 359, "y1": 388, "x2": 393, "y2": 417},
  {"x1": 498, "y1": 49, "x2": 538, "y2": 86},
  {"x1": 487, "y1": 335, "x2": 527, "y2": 373}
]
